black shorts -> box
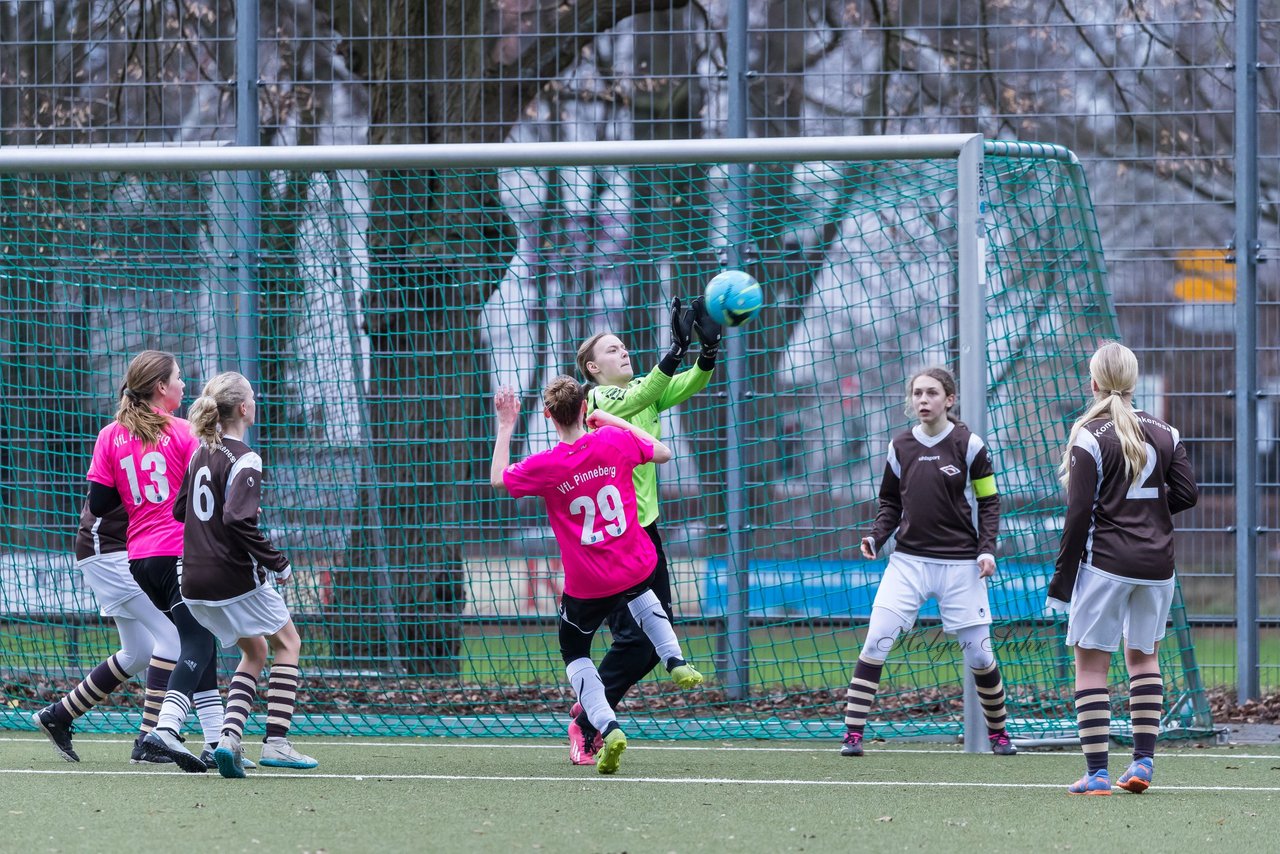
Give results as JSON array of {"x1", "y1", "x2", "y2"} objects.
[
  {"x1": 606, "y1": 523, "x2": 671, "y2": 642},
  {"x1": 129, "y1": 555, "x2": 182, "y2": 613},
  {"x1": 558, "y1": 573, "x2": 655, "y2": 663}
]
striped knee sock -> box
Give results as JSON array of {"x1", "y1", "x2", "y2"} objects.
[
  {"x1": 140, "y1": 657, "x2": 176, "y2": 735},
  {"x1": 54, "y1": 653, "x2": 129, "y2": 724},
  {"x1": 265, "y1": 663, "x2": 300, "y2": 740},
  {"x1": 1075, "y1": 688, "x2": 1111, "y2": 774},
  {"x1": 155, "y1": 691, "x2": 192, "y2": 735},
  {"x1": 971, "y1": 662, "x2": 1009, "y2": 734},
  {"x1": 1129, "y1": 672, "x2": 1163, "y2": 761},
  {"x1": 221, "y1": 670, "x2": 258, "y2": 740},
  {"x1": 842, "y1": 656, "x2": 884, "y2": 733}
]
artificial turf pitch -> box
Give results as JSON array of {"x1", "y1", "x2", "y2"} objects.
[{"x1": 1, "y1": 735, "x2": 1277, "y2": 853}]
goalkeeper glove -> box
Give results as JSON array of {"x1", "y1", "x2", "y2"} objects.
[
  {"x1": 691, "y1": 296, "x2": 722, "y2": 369},
  {"x1": 658, "y1": 297, "x2": 695, "y2": 375}
]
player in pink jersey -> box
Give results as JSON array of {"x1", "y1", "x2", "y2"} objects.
[
  {"x1": 31, "y1": 500, "x2": 182, "y2": 766},
  {"x1": 81, "y1": 350, "x2": 222, "y2": 772},
  {"x1": 491, "y1": 376, "x2": 704, "y2": 774}
]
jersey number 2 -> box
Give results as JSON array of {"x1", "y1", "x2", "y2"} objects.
[
  {"x1": 569, "y1": 485, "x2": 626, "y2": 545},
  {"x1": 1125, "y1": 443, "x2": 1160, "y2": 500}
]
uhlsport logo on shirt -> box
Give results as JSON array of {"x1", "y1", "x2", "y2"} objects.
[{"x1": 939, "y1": 465, "x2": 962, "y2": 476}]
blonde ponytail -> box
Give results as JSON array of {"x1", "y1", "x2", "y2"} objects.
[
  {"x1": 187, "y1": 394, "x2": 223, "y2": 448},
  {"x1": 1060, "y1": 342, "x2": 1146, "y2": 488},
  {"x1": 1110, "y1": 396, "x2": 1149, "y2": 488},
  {"x1": 189, "y1": 372, "x2": 252, "y2": 449}
]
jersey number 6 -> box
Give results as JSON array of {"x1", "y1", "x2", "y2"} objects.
[{"x1": 192, "y1": 465, "x2": 216, "y2": 521}]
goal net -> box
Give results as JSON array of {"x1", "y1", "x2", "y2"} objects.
[{"x1": 0, "y1": 135, "x2": 1211, "y2": 742}]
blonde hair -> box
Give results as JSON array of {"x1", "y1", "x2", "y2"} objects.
[
  {"x1": 542, "y1": 375, "x2": 585, "y2": 428},
  {"x1": 904, "y1": 366, "x2": 961, "y2": 424},
  {"x1": 1059, "y1": 341, "x2": 1146, "y2": 488},
  {"x1": 187, "y1": 372, "x2": 252, "y2": 448},
  {"x1": 575, "y1": 331, "x2": 613, "y2": 385},
  {"x1": 114, "y1": 350, "x2": 177, "y2": 446}
]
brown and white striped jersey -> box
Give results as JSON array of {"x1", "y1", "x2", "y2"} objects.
[
  {"x1": 173, "y1": 437, "x2": 289, "y2": 603},
  {"x1": 866, "y1": 421, "x2": 1000, "y2": 561},
  {"x1": 74, "y1": 499, "x2": 128, "y2": 561},
  {"x1": 1049, "y1": 409, "x2": 1198, "y2": 605}
]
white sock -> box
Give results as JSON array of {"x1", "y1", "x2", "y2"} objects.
[
  {"x1": 626, "y1": 589, "x2": 682, "y2": 664},
  {"x1": 192, "y1": 689, "x2": 225, "y2": 746},
  {"x1": 565, "y1": 658, "x2": 615, "y2": 733},
  {"x1": 155, "y1": 690, "x2": 191, "y2": 735}
]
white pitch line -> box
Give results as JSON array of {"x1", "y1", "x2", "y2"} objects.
[
  {"x1": 1, "y1": 767, "x2": 1279, "y2": 793},
  {"x1": 3, "y1": 736, "x2": 1278, "y2": 760}
]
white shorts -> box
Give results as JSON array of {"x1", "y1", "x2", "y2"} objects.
[
  {"x1": 185, "y1": 585, "x2": 291, "y2": 649},
  {"x1": 871, "y1": 552, "x2": 993, "y2": 633},
  {"x1": 77, "y1": 552, "x2": 145, "y2": 617},
  {"x1": 1066, "y1": 565, "x2": 1175, "y2": 654}
]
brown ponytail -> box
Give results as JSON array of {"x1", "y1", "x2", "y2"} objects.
[{"x1": 114, "y1": 350, "x2": 177, "y2": 445}]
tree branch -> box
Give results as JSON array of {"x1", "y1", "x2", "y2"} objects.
[{"x1": 494, "y1": 0, "x2": 693, "y2": 128}]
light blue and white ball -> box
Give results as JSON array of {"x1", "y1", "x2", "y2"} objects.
[{"x1": 704, "y1": 270, "x2": 763, "y2": 327}]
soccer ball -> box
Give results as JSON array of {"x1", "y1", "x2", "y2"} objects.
[{"x1": 704, "y1": 270, "x2": 763, "y2": 327}]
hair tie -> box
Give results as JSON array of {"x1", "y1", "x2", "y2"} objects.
[{"x1": 122, "y1": 386, "x2": 141, "y2": 401}]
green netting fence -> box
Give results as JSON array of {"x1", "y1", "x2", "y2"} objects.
[{"x1": 0, "y1": 136, "x2": 1212, "y2": 741}]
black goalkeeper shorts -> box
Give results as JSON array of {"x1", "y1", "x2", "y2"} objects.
[{"x1": 129, "y1": 555, "x2": 182, "y2": 613}]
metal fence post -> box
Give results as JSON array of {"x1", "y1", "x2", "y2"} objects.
[
  {"x1": 1233, "y1": 0, "x2": 1260, "y2": 703},
  {"x1": 722, "y1": 0, "x2": 752, "y2": 700},
  {"x1": 234, "y1": 0, "x2": 261, "y2": 440}
]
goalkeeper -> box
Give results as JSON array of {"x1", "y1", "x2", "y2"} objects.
[{"x1": 563, "y1": 297, "x2": 721, "y2": 765}]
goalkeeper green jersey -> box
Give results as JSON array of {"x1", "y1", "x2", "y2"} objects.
[{"x1": 585, "y1": 364, "x2": 712, "y2": 527}]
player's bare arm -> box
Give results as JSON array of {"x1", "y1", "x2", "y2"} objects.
[
  {"x1": 490, "y1": 386, "x2": 521, "y2": 493},
  {"x1": 585, "y1": 409, "x2": 672, "y2": 464}
]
